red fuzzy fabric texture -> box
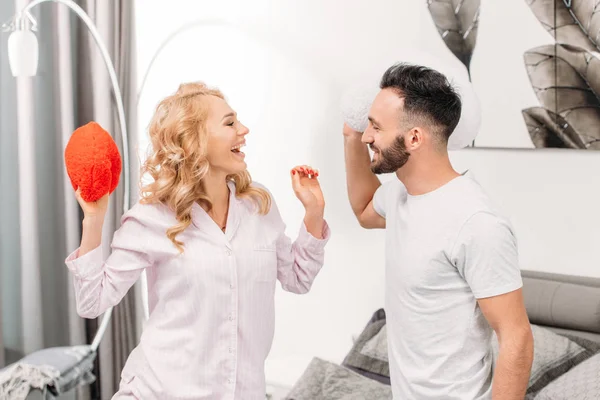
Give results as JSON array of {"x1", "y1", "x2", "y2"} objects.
[{"x1": 64, "y1": 121, "x2": 122, "y2": 202}]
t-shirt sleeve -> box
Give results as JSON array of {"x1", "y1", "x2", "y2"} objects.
[
  {"x1": 372, "y1": 181, "x2": 394, "y2": 218},
  {"x1": 451, "y1": 212, "x2": 523, "y2": 299}
]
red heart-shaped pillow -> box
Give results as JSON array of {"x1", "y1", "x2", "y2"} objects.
[{"x1": 64, "y1": 121, "x2": 122, "y2": 202}]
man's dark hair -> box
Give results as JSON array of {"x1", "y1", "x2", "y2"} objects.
[{"x1": 379, "y1": 63, "x2": 462, "y2": 143}]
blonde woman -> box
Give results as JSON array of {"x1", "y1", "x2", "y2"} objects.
[{"x1": 64, "y1": 82, "x2": 330, "y2": 399}]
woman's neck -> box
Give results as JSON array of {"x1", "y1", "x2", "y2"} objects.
[{"x1": 201, "y1": 171, "x2": 230, "y2": 226}]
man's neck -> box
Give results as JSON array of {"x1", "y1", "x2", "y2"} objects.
[{"x1": 396, "y1": 154, "x2": 460, "y2": 196}]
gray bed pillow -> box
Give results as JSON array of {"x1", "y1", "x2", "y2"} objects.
[
  {"x1": 284, "y1": 357, "x2": 392, "y2": 400},
  {"x1": 358, "y1": 319, "x2": 592, "y2": 393},
  {"x1": 533, "y1": 352, "x2": 600, "y2": 400},
  {"x1": 341, "y1": 309, "x2": 389, "y2": 384},
  {"x1": 343, "y1": 307, "x2": 600, "y2": 395},
  {"x1": 361, "y1": 325, "x2": 388, "y2": 363},
  {"x1": 491, "y1": 325, "x2": 599, "y2": 398}
]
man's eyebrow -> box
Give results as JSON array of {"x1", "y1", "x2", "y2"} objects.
[{"x1": 368, "y1": 116, "x2": 380, "y2": 126}]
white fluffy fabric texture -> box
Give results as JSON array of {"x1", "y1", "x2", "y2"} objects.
[
  {"x1": 340, "y1": 83, "x2": 380, "y2": 133},
  {"x1": 0, "y1": 363, "x2": 60, "y2": 400}
]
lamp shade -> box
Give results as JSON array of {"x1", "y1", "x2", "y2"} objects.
[{"x1": 8, "y1": 29, "x2": 39, "y2": 77}]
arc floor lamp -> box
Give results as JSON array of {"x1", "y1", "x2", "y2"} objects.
[{"x1": 3, "y1": 0, "x2": 131, "y2": 353}]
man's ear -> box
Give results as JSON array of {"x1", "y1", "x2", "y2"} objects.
[{"x1": 407, "y1": 127, "x2": 424, "y2": 150}]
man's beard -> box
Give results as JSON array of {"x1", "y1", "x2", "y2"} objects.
[{"x1": 370, "y1": 135, "x2": 411, "y2": 174}]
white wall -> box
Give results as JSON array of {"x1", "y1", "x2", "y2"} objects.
[{"x1": 136, "y1": 0, "x2": 600, "y2": 387}]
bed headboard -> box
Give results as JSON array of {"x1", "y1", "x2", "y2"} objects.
[{"x1": 522, "y1": 270, "x2": 600, "y2": 343}]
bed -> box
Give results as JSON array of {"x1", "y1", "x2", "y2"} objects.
[{"x1": 280, "y1": 270, "x2": 600, "y2": 400}]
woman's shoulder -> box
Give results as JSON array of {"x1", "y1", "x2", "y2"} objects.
[
  {"x1": 249, "y1": 180, "x2": 271, "y2": 194},
  {"x1": 121, "y1": 199, "x2": 178, "y2": 228},
  {"x1": 234, "y1": 180, "x2": 277, "y2": 217},
  {"x1": 250, "y1": 181, "x2": 279, "y2": 208}
]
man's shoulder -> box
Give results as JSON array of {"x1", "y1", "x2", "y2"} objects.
[
  {"x1": 440, "y1": 177, "x2": 514, "y2": 244},
  {"x1": 453, "y1": 175, "x2": 506, "y2": 219}
]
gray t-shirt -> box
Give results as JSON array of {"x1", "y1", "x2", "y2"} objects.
[{"x1": 373, "y1": 174, "x2": 522, "y2": 400}]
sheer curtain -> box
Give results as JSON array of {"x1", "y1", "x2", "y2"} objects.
[{"x1": 1, "y1": 0, "x2": 140, "y2": 398}]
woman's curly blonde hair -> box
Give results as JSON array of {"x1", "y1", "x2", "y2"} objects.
[{"x1": 140, "y1": 82, "x2": 271, "y2": 252}]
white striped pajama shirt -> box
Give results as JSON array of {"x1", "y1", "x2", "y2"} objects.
[{"x1": 65, "y1": 181, "x2": 330, "y2": 399}]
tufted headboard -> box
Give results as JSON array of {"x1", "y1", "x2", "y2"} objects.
[{"x1": 522, "y1": 270, "x2": 600, "y2": 343}]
